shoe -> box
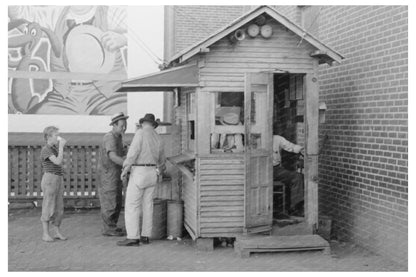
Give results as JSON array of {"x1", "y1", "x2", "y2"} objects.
[
  {"x1": 115, "y1": 227, "x2": 126, "y2": 235},
  {"x1": 140, "y1": 236, "x2": 150, "y2": 244},
  {"x1": 102, "y1": 229, "x2": 124, "y2": 237},
  {"x1": 117, "y1": 239, "x2": 140, "y2": 247}
]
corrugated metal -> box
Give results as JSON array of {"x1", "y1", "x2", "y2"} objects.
[
  {"x1": 116, "y1": 64, "x2": 199, "y2": 92},
  {"x1": 198, "y1": 156, "x2": 245, "y2": 236}
]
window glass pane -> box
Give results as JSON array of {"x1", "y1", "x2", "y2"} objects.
[
  {"x1": 211, "y1": 92, "x2": 245, "y2": 153},
  {"x1": 215, "y1": 92, "x2": 244, "y2": 125}
]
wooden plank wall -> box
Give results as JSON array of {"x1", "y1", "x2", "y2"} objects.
[
  {"x1": 198, "y1": 155, "x2": 245, "y2": 237},
  {"x1": 199, "y1": 20, "x2": 316, "y2": 91},
  {"x1": 182, "y1": 174, "x2": 198, "y2": 238}
]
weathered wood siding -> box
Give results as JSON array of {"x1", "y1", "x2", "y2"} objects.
[
  {"x1": 182, "y1": 174, "x2": 198, "y2": 238},
  {"x1": 198, "y1": 155, "x2": 245, "y2": 237},
  {"x1": 200, "y1": 20, "x2": 316, "y2": 90}
]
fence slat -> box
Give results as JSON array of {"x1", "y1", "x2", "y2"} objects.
[
  {"x1": 35, "y1": 146, "x2": 42, "y2": 197},
  {"x1": 73, "y1": 147, "x2": 78, "y2": 196},
  {"x1": 8, "y1": 147, "x2": 12, "y2": 196},
  {"x1": 87, "y1": 147, "x2": 93, "y2": 197},
  {"x1": 13, "y1": 147, "x2": 19, "y2": 196},
  {"x1": 28, "y1": 146, "x2": 34, "y2": 196},
  {"x1": 79, "y1": 147, "x2": 86, "y2": 196},
  {"x1": 93, "y1": 146, "x2": 100, "y2": 197}
]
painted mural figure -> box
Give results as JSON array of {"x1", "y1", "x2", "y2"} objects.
[{"x1": 8, "y1": 6, "x2": 128, "y2": 115}]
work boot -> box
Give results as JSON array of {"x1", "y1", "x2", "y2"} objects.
[
  {"x1": 117, "y1": 239, "x2": 140, "y2": 247},
  {"x1": 140, "y1": 236, "x2": 150, "y2": 244},
  {"x1": 102, "y1": 229, "x2": 124, "y2": 237}
]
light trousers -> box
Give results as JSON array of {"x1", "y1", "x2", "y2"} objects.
[{"x1": 125, "y1": 166, "x2": 157, "y2": 239}]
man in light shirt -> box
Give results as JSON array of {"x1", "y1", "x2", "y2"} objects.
[
  {"x1": 117, "y1": 113, "x2": 166, "y2": 247},
  {"x1": 273, "y1": 135, "x2": 304, "y2": 215}
]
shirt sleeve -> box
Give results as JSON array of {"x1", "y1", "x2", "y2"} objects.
[
  {"x1": 123, "y1": 130, "x2": 143, "y2": 169},
  {"x1": 103, "y1": 134, "x2": 118, "y2": 157},
  {"x1": 280, "y1": 136, "x2": 302, "y2": 154},
  {"x1": 40, "y1": 146, "x2": 54, "y2": 161},
  {"x1": 107, "y1": 6, "x2": 127, "y2": 33}
]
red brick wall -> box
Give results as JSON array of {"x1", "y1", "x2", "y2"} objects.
[
  {"x1": 316, "y1": 6, "x2": 408, "y2": 265},
  {"x1": 166, "y1": 5, "x2": 408, "y2": 265}
]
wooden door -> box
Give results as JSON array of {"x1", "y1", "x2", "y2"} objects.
[{"x1": 243, "y1": 73, "x2": 274, "y2": 234}]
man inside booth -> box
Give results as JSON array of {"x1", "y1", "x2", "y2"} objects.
[{"x1": 273, "y1": 135, "x2": 304, "y2": 216}]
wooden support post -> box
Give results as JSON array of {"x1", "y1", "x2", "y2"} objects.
[
  {"x1": 304, "y1": 69, "x2": 320, "y2": 230},
  {"x1": 196, "y1": 89, "x2": 210, "y2": 155}
]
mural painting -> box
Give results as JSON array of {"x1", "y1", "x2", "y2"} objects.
[{"x1": 8, "y1": 6, "x2": 128, "y2": 115}]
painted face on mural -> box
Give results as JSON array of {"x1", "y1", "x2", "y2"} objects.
[
  {"x1": 8, "y1": 5, "x2": 128, "y2": 115},
  {"x1": 66, "y1": 6, "x2": 97, "y2": 23}
]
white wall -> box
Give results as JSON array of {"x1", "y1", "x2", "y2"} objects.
[{"x1": 8, "y1": 5, "x2": 164, "y2": 134}]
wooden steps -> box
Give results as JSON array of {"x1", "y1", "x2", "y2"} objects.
[{"x1": 234, "y1": 234, "x2": 330, "y2": 258}]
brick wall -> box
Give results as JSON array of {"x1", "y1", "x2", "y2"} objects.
[
  {"x1": 166, "y1": 5, "x2": 408, "y2": 266},
  {"x1": 316, "y1": 6, "x2": 408, "y2": 266},
  {"x1": 167, "y1": 5, "x2": 246, "y2": 57}
]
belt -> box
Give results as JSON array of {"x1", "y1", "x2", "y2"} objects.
[{"x1": 132, "y1": 164, "x2": 156, "y2": 167}]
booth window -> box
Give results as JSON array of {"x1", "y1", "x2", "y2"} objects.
[
  {"x1": 211, "y1": 91, "x2": 245, "y2": 153},
  {"x1": 186, "y1": 92, "x2": 196, "y2": 152}
]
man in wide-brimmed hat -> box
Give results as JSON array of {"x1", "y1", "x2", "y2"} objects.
[
  {"x1": 98, "y1": 112, "x2": 128, "y2": 237},
  {"x1": 117, "y1": 113, "x2": 166, "y2": 246}
]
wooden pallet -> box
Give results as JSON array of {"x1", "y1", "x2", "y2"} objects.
[{"x1": 235, "y1": 234, "x2": 330, "y2": 258}]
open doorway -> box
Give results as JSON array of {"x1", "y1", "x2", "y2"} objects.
[{"x1": 272, "y1": 73, "x2": 305, "y2": 224}]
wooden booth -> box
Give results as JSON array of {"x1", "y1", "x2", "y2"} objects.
[{"x1": 117, "y1": 6, "x2": 343, "y2": 247}]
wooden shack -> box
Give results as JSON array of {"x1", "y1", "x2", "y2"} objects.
[{"x1": 117, "y1": 6, "x2": 344, "y2": 244}]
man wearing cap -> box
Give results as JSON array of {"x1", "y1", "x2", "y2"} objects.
[
  {"x1": 98, "y1": 112, "x2": 128, "y2": 236},
  {"x1": 117, "y1": 113, "x2": 166, "y2": 246},
  {"x1": 273, "y1": 135, "x2": 304, "y2": 215}
]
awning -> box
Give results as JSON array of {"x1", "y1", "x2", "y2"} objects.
[{"x1": 116, "y1": 63, "x2": 199, "y2": 92}]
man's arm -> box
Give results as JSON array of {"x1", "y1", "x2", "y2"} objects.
[
  {"x1": 108, "y1": 152, "x2": 124, "y2": 166},
  {"x1": 279, "y1": 136, "x2": 303, "y2": 154},
  {"x1": 122, "y1": 130, "x2": 143, "y2": 171},
  {"x1": 103, "y1": 134, "x2": 124, "y2": 166},
  {"x1": 48, "y1": 138, "x2": 67, "y2": 165},
  {"x1": 121, "y1": 130, "x2": 143, "y2": 179}
]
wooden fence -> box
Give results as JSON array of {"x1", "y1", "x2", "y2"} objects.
[{"x1": 8, "y1": 132, "x2": 180, "y2": 202}]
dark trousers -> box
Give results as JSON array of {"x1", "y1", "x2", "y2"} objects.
[
  {"x1": 273, "y1": 165, "x2": 304, "y2": 211},
  {"x1": 98, "y1": 167, "x2": 123, "y2": 233}
]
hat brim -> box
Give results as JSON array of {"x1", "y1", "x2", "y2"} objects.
[
  {"x1": 110, "y1": 116, "x2": 129, "y2": 126},
  {"x1": 138, "y1": 118, "x2": 158, "y2": 128}
]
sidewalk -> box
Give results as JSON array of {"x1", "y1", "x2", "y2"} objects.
[{"x1": 8, "y1": 208, "x2": 406, "y2": 271}]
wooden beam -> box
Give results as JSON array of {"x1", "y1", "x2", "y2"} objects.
[
  {"x1": 304, "y1": 64, "x2": 320, "y2": 229},
  {"x1": 196, "y1": 89, "x2": 211, "y2": 155},
  {"x1": 8, "y1": 70, "x2": 125, "y2": 81}
]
